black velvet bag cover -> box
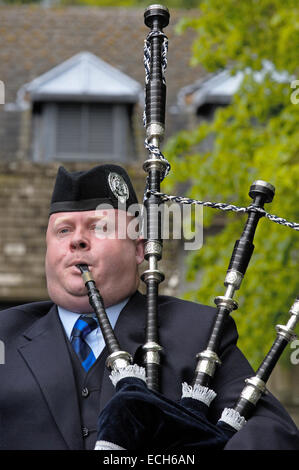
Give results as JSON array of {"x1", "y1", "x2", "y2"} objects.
[{"x1": 96, "y1": 377, "x2": 235, "y2": 451}]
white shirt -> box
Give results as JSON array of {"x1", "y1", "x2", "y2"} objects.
[{"x1": 57, "y1": 297, "x2": 129, "y2": 359}]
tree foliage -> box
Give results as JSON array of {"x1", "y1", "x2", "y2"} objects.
[{"x1": 163, "y1": 0, "x2": 299, "y2": 368}]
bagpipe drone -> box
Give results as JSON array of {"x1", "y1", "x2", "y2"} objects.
[{"x1": 77, "y1": 5, "x2": 299, "y2": 451}]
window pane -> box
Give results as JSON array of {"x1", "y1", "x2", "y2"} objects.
[
  {"x1": 56, "y1": 103, "x2": 82, "y2": 154},
  {"x1": 55, "y1": 103, "x2": 114, "y2": 158},
  {"x1": 88, "y1": 104, "x2": 113, "y2": 154}
]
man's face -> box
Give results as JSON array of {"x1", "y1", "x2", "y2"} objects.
[{"x1": 45, "y1": 209, "x2": 144, "y2": 312}]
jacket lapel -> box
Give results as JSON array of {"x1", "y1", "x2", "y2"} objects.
[
  {"x1": 99, "y1": 291, "x2": 147, "y2": 411},
  {"x1": 17, "y1": 304, "x2": 83, "y2": 450}
]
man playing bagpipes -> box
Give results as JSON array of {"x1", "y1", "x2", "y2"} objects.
[
  {"x1": 0, "y1": 162, "x2": 298, "y2": 450},
  {"x1": 0, "y1": 4, "x2": 298, "y2": 451}
]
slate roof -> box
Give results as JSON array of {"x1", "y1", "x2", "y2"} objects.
[
  {"x1": 20, "y1": 51, "x2": 143, "y2": 104},
  {"x1": 0, "y1": 5, "x2": 203, "y2": 160},
  {"x1": 0, "y1": 6, "x2": 200, "y2": 103},
  {"x1": 178, "y1": 60, "x2": 292, "y2": 112}
]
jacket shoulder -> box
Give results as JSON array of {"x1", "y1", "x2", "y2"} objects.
[
  {"x1": 158, "y1": 294, "x2": 216, "y2": 319},
  {"x1": 0, "y1": 301, "x2": 54, "y2": 339},
  {"x1": 0, "y1": 300, "x2": 54, "y2": 316},
  {"x1": 157, "y1": 294, "x2": 238, "y2": 351}
]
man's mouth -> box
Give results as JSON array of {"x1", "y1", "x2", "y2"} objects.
[{"x1": 68, "y1": 262, "x2": 92, "y2": 272}]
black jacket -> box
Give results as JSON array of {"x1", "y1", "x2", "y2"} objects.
[{"x1": 0, "y1": 291, "x2": 298, "y2": 450}]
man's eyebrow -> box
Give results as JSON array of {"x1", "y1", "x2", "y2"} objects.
[
  {"x1": 52, "y1": 214, "x2": 108, "y2": 229},
  {"x1": 86, "y1": 215, "x2": 108, "y2": 223},
  {"x1": 53, "y1": 216, "x2": 74, "y2": 228}
]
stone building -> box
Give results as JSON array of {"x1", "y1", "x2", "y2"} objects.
[
  {"x1": 0, "y1": 5, "x2": 298, "y2": 427},
  {"x1": 0, "y1": 5, "x2": 201, "y2": 306}
]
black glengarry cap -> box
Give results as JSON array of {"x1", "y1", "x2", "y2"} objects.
[{"x1": 49, "y1": 165, "x2": 138, "y2": 216}]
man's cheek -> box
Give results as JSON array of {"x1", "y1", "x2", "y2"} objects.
[{"x1": 46, "y1": 252, "x2": 62, "y2": 277}]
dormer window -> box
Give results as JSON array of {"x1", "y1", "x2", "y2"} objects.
[
  {"x1": 22, "y1": 52, "x2": 142, "y2": 162},
  {"x1": 178, "y1": 62, "x2": 291, "y2": 121}
]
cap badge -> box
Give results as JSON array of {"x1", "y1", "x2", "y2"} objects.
[{"x1": 108, "y1": 172, "x2": 129, "y2": 204}]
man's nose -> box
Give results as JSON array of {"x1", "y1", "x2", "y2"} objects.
[{"x1": 70, "y1": 231, "x2": 90, "y2": 251}]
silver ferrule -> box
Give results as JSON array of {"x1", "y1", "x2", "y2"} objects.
[
  {"x1": 224, "y1": 269, "x2": 244, "y2": 292},
  {"x1": 146, "y1": 123, "x2": 164, "y2": 143},
  {"x1": 274, "y1": 298, "x2": 299, "y2": 342},
  {"x1": 286, "y1": 313, "x2": 299, "y2": 332},
  {"x1": 143, "y1": 341, "x2": 163, "y2": 365},
  {"x1": 289, "y1": 298, "x2": 299, "y2": 320},
  {"x1": 214, "y1": 295, "x2": 238, "y2": 312},
  {"x1": 285, "y1": 298, "x2": 299, "y2": 331},
  {"x1": 141, "y1": 267, "x2": 165, "y2": 283},
  {"x1": 275, "y1": 324, "x2": 297, "y2": 343},
  {"x1": 144, "y1": 4, "x2": 169, "y2": 15},
  {"x1": 144, "y1": 240, "x2": 163, "y2": 259},
  {"x1": 240, "y1": 376, "x2": 266, "y2": 405},
  {"x1": 143, "y1": 157, "x2": 167, "y2": 174},
  {"x1": 141, "y1": 251, "x2": 165, "y2": 282},
  {"x1": 149, "y1": 254, "x2": 158, "y2": 270},
  {"x1": 252, "y1": 180, "x2": 276, "y2": 196},
  {"x1": 224, "y1": 284, "x2": 236, "y2": 299},
  {"x1": 195, "y1": 350, "x2": 221, "y2": 377},
  {"x1": 106, "y1": 350, "x2": 133, "y2": 371}
]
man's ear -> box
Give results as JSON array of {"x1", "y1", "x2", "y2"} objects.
[{"x1": 135, "y1": 237, "x2": 145, "y2": 265}]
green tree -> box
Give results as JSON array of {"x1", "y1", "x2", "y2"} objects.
[{"x1": 163, "y1": 0, "x2": 299, "y2": 368}]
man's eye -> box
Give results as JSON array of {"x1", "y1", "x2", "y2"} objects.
[
  {"x1": 92, "y1": 222, "x2": 108, "y2": 232},
  {"x1": 58, "y1": 227, "x2": 70, "y2": 235}
]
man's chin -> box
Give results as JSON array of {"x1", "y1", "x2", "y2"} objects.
[
  {"x1": 61, "y1": 273, "x2": 87, "y2": 294},
  {"x1": 58, "y1": 291, "x2": 92, "y2": 313},
  {"x1": 66, "y1": 285, "x2": 88, "y2": 298}
]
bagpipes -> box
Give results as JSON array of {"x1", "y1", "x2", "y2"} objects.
[{"x1": 78, "y1": 5, "x2": 299, "y2": 451}]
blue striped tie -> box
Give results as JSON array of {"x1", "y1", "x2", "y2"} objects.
[{"x1": 71, "y1": 314, "x2": 99, "y2": 371}]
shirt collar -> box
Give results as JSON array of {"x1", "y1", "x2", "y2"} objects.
[{"x1": 57, "y1": 297, "x2": 129, "y2": 340}]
